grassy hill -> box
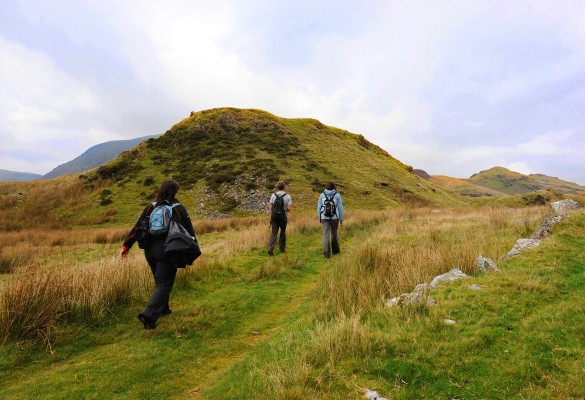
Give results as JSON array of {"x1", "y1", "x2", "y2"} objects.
[
  {"x1": 469, "y1": 166, "x2": 585, "y2": 196},
  {"x1": 0, "y1": 108, "x2": 466, "y2": 230},
  {"x1": 419, "y1": 166, "x2": 585, "y2": 205},
  {"x1": 429, "y1": 175, "x2": 507, "y2": 198},
  {"x1": 529, "y1": 173, "x2": 585, "y2": 194},
  {"x1": 87, "y1": 108, "x2": 467, "y2": 223}
]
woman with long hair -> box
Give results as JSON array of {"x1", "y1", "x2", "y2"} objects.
[{"x1": 120, "y1": 179, "x2": 195, "y2": 329}]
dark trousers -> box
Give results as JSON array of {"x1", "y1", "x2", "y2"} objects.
[
  {"x1": 142, "y1": 239, "x2": 177, "y2": 322},
  {"x1": 268, "y1": 217, "x2": 287, "y2": 253},
  {"x1": 321, "y1": 219, "x2": 340, "y2": 258}
]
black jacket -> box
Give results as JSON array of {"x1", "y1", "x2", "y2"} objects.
[{"x1": 123, "y1": 200, "x2": 195, "y2": 250}]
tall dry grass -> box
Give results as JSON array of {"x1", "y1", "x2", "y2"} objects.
[
  {"x1": 0, "y1": 227, "x2": 129, "y2": 273},
  {"x1": 315, "y1": 206, "x2": 548, "y2": 319},
  {"x1": 0, "y1": 176, "x2": 110, "y2": 231},
  {"x1": 0, "y1": 205, "x2": 549, "y2": 345},
  {"x1": 0, "y1": 254, "x2": 149, "y2": 343},
  {"x1": 0, "y1": 215, "x2": 275, "y2": 342}
]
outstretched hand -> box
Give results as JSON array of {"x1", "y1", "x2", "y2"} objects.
[{"x1": 120, "y1": 246, "x2": 129, "y2": 258}]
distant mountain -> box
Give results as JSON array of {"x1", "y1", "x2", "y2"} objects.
[
  {"x1": 429, "y1": 175, "x2": 507, "y2": 198},
  {"x1": 469, "y1": 166, "x2": 585, "y2": 195},
  {"x1": 527, "y1": 173, "x2": 585, "y2": 195},
  {"x1": 412, "y1": 169, "x2": 431, "y2": 180},
  {"x1": 42, "y1": 135, "x2": 159, "y2": 179},
  {"x1": 424, "y1": 166, "x2": 585, "y2": 198},
  {"x1": 0, "y1": 169, "x2": 42, "y2": 182},
  {"x1": 468, "y1": 167, "x2": 542, "y2": 195}
]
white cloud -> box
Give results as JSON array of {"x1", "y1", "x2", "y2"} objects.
[
  {"x1": 1, "y1": 0, "x2": 585, "y2": 185},
  {"x1": 517, "y1": 130, "x2": 576, "y2": 156}
]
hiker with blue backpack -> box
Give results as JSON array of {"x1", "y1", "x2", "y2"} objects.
[
  {"x1": 317, "y1": 181, "x2": 344, "y2": 258},
  {"x1": 120, "y1": 179, "x2": 196, "y2": 329},
  {"x1": 267, "y1": 181, "x2": 292, "y2": 256}
]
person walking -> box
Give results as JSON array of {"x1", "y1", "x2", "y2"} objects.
[
  {"x1": 120, "y1": 179, "x2": 195, "y2": 330},
  {"x1": 267, "y1": 181, "x2": 292, "y2": 256},
  {"x1": 317, "y1": 181, "x2": 344, "y2": 258}
]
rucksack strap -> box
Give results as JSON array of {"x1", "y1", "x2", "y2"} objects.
[{"x1": 149, "y1": 201, "x2": 181, "y2": 216}]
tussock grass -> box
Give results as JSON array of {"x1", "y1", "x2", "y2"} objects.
[
  {"x1": 315, "y1": 206, "x2": 547, "y2": 318},
  {"x1": 3, "y1": 204, "x2": 577, "y2": 400},
  {"x1": 0, "y1": 254, "x2": 149, "y2": 342}
]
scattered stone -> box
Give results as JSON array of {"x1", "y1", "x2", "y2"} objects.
[
  {"x1": 386, "y1": 200, "x2": 582, "y2": 310},
  {"x1": 476, "y1": 256, "x2": 499, "y2": 272},
  {"x1": 532, "y1": 199, "x2": 581, "y2": 239},
  {"x1": 386, "y1": 291, "x2": 436, "y2": 307},
  {"x1": 387, "y1": 269, "x2": 469, "y2": 308},
  {"x1": 443, "y1": 319, "x2": 457, "y2": 325},
  {"x1": 551, "y1": 199, "x2": 581, "y2": 215},
  {"x1": 505, "y1": 238, "x2": 541, "y2": 258},
  {"x1": 430, "y1": 268, "x2": 469, "y2": 288},
  {"x1": 364, "y1": 389, "x2": 388, "y2": 400}
]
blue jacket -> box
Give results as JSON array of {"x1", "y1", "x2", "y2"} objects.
[{"x1": 317, "y1": 189, "x2": 344, "y2": 221}]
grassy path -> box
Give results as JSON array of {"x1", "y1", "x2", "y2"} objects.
[{"x1": 0, "y1": 221, "x2": 370, "y2": 399}]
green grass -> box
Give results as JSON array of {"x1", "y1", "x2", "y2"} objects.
[{"x1": 1, "y1": 209, "x2": 584, "y2": 399}]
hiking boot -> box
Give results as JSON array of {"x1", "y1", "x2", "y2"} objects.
[
  {"x1": 138, "y1": 313, "x2": 157, "y2": 330},
  {"x1": 161, "y1": 308, "x2": 172, "y2": 317},
  {"x1": 268, "y1": 250, "x2": 274, "y2": 256}
]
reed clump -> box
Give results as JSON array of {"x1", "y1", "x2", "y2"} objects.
[{"x1": 0, "y1": 254, "x2": 149, "y2": 343}]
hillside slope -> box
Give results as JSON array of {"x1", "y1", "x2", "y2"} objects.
[
  {"x1": 83, "y1": 108, "x2": 465, "y2": 223},
  {"x1": 429, "y1": 175, "x2": 507, "y2": 198},
  {"x1": 43, "y1": 135, "x2": 158, "y2": 179},
  {"x1": 421, "y1": 166, "x2": 585, "y2": 199},
  {"x1": 469, "y1": 166, "x2": 585, "y2": 195},
  {"x1": 0, "y1": 169, "x2": 41, "y2": 182}
]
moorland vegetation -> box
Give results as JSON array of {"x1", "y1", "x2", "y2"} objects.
[{"x1": 1, "y1": 108, "x2": 584, "y2": 399}]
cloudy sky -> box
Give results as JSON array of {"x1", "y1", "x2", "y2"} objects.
[{"x1": 1, "y1": 0, "x2": 584, "y2": 184}]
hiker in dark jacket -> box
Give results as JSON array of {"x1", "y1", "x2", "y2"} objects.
[
  {"x1": 267, "y1": 180, "x2": 292, "y2": 256},
  {"x1": 120, "y1": 179, "x2": 194, "y2": 329},
  {"x1": 317, "y1": 181, "x2": 344, "y2": 258}
]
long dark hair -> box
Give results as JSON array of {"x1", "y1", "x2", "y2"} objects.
[{"x1": 155, "y1": 179, "x2": 179, "y2": 203}]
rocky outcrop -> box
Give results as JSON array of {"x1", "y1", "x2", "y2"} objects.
[
  {"x1": 386, "y1": 268, "x2": 469, "y2": 307},
  {"x1": 505, "y1": 238, "x2": 541, "y2": 258},
  {"x1": 476, "y1": 255, "x2": 499, "y2": 272},
  {"x1": 531, "y1": 199, "x2": 581, "y2": 239},
  {"x1": 504, "y1": 199, "x2": 581, "y2": 258}
]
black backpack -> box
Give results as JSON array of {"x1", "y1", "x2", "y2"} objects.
[
  {"x1": 164, "y1": 216, "x2": 201, "y2": 268},
  {"x1": 271, "y1": 193, "x2": 286, "y2": 221},
  {"x1": 322, "y1": 191, "x2": 337, "y2": 219}
]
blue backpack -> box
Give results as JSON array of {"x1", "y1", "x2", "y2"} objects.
[{"x1": 149, "y1": 202, "x2": 179, "y2": 236}]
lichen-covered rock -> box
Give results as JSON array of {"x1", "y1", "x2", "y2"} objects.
[
  {"x1": 532, "y1": 199, "x2": 581, "y2": 239},
  {"x1": 386, "y1": 269, "x2": 469, "y2": 308},
  {"x1": 505, "y1": 238, "x2": 541, "y2": 258},
  {"x1": 364, "y1": 389, "x2": 388, "y2": 400},
  {"x1": 386, "y1": 291, "x2": 437, "y2": 307},
  {"x1": 551, "y1": 199, "x2": 581, "y2": 215},
  {"x1": 430, "y1": 268, "x2": 469, "y2": 287},
  {"x1": 476, "y1": 256, "x2": 499, "y2": 272}
]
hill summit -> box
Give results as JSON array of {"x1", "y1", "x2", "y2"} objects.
[
  {"x1": 469, "y1": 166, "x2": 585, "y2": 195},
  {"x1": 85, "y1": 108, "x2": 463, "y2": 222}
]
